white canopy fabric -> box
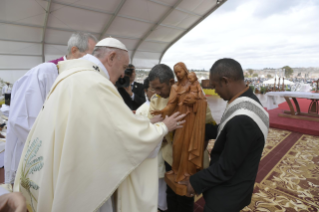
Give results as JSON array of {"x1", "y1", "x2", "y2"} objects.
[
  {"x1": 263, "y1": 75, "x2": 294, "y2": 85},
  {"x1": 0, "y1": 0, "x2": 227, "y2": 83}
]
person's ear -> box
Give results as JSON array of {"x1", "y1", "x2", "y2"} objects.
[
  {"x1": 106, "y1": 52, "x2": 116, "y2": 67},
  {"x1": 109, "y1": 52, "x2": 116, "y2": 62},
  {"x1": 221, "y1": 77, "x2": 229, "y2": 85},
  {"x1": 169, "y1": 78, "x2": 175, "y2": 85},
  {"x1": 71, "y1": 46, "x2": 78, "y2": 55}
]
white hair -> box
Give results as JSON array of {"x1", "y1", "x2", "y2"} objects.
[
  {"x1": 92, "y1": 47, "x2": 125, "y2": 59},
  {"x1": 67, "y1": 32, "x2": 98, "y2": 55}
]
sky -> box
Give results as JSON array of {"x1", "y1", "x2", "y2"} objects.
[{"x1": 162, "y1": 0, "x2": 319, "y2": 70}]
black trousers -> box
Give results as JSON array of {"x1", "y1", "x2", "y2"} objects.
[
  {"x1": 4, "y1": 93, "x2": 11, "y2": 105},
  {"x1": 165, "y1": 162, "x2": 194, "y2": 212}
]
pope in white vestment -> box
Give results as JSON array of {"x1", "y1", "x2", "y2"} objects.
[
  {"x1": 13, "y1": 46, "x2": 181, "y2": 212},
  {"x1": 4, "y1": 63, "x2": 58, "y2": 184}
]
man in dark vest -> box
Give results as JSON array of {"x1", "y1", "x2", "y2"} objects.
[{"x1": 182, "y1": 58, "x2": 269, "y2": 212}]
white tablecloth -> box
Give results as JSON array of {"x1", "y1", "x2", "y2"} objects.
[{"x1": 265, "y1": 91, "x2": 319, "y2": 110}]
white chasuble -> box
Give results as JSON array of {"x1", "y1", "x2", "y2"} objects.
[{"x1": 14, "y1": 58, "x2": 168, "y2": 212}]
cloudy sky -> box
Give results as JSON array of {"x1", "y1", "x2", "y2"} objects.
[{"x1": 162, "y1": 0, "x2": 319, "y2": 70}]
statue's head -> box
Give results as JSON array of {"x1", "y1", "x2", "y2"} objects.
[
  {"x1": 174, "y1": 62, "x2": 189, "y2": 81},
  {"x1": 148, "y1": 64, "x2": 175, "y2": 98},
  {"x1": 188, "y1": 72, "x2": 197, "y2": 83},
  {"x1": 209, "y1": 58, "x2": 245, "y2": 101}
]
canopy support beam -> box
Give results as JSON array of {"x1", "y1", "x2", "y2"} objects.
[
  {"x1": 148, "y1": 0, "x2": 202, "y2": 17},
  {"x1": 0, "y1": 53, "x2": 42, "y2": 57},
  {"x1": 41, "y1": 0, "x2": 186, "y2": 31},
  {"x1": 131, "y1": 0, "x2": 183, "y2": 62},
  {"x1": 42, "y1": 0, "x2": 53, "y2": 62},
  {"x1": 99, "y1": 0, "x2": 126, "y2": 40}
]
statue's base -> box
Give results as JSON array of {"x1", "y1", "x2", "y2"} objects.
[{"x1": 165, "y1": 172, "x2": 187, "y2": 196}]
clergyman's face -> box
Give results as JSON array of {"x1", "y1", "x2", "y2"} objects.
[
  {"x1": 145, "y1": 87, "x2": 155, "y2": 101},
  {"x1": 112, "y1": 51, "x2": 129, "y2": 84},
  {"x1": 149, "y1": 78, "x2": 171, "y2": 98},
  {"x1": 210, "y1": 74, "x2": 228, "y2": 101}
]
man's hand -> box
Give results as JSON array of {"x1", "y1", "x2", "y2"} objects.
[
  {"x1": 150, "y1": 115, "x2": 163, "y2": 124},
  {"x1": 178, "y1": 179, "x2": 196, "y2": 197},
  {"x1": 0, "y1": 192, "x2": 27, "y2": 212},
  {"x1": 124, "y1": 86, "x2": 133, "y2": 97},
  {"x1": 162, "y1": 112, "x2": 186, "y2": 132}
]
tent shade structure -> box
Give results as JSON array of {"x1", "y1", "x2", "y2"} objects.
[
  {"x1": 263, "y1": 75, "x2": 294, "y2": 85},
  {"x1": 0, "y1": 0, "x2": 227, "y2": 83}
]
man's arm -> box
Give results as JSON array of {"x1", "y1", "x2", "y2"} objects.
[
  {"x1": 189, "y1": 116, "x2": 261, "y2": 194},
  {"x1": 205, "y1": 123, "x2": 218, "y2": 140},
  {"x1": 9, "y1": 64, "x2": 57, "y2": 143}
]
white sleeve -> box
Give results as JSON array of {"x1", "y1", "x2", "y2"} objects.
[{"x1": 8, "y1": 63, "x2": 58, "y2": 144}]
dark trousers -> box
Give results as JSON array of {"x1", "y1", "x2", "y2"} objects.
[
  {"x1": 4, "y1": 93, "x2": 11, "y2": 105},
  {"x1": 165, "y1": 162, "x2": 194, "y2": 212}
]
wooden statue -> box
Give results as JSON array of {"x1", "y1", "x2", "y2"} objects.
[{"x1": 152, "y1": 62, "x2": 207, "y2": 195}]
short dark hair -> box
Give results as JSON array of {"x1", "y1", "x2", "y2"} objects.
[
  {"x1": 128, "y1": 64, "x2": 135, "y2": 69},
  {"x1": 210, "y1": 58, "x2": 244, "y2": 81},
  {"x1": 148, "y1": 64, "x2": 174, "y2": 84},
  {"x1": 143, "y1": 77, "x2": 150, "y2": 90}
]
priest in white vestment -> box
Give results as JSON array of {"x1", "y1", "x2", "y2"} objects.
[
  {"x1": 134, "y1": 77, "x2": 168, "y2": 212},
  {"x1": 4, "y1": 33, "x2": 97, "y2": 184},
  {"x1": 13, "y1": 38, "x2": 185, "y2": 212}
]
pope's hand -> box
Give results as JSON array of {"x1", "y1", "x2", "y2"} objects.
[
  {"x1": 0, "y1": 192, "x2": 27, "y2": 212},
  {"x1": 150, "y1": 115, "x2": 163, "y2": 124},
  {"x1": 162, "y1": 112, "x2": 186, "y2": 132}
]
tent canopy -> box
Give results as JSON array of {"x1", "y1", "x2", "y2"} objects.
[
  {"x1": 263, "y1": 75, "x2": 294, "y2": 85},
  {"x1": 0, "y1": 0, "x2": 227, "y2": 83}
]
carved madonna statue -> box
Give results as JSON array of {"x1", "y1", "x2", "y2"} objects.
[{"x1": 153, "y1": 62, "x2": 207, "y2": 194}]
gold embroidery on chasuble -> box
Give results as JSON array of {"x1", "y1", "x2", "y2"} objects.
[{"x1": 20, "y1": 138, "x2": 44, "y2": 212}]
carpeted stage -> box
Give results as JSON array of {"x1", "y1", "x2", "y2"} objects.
[
  {"x1": 194, "y1": 128, "x2": 319, "y2": 211},
  {"x1": 1, "y1": 97, "x2": 318, "y2": 211}
]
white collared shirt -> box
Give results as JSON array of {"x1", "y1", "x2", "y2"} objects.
[{"x1": 131, "y1": 82, "x2": 135, "y2": 100}]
